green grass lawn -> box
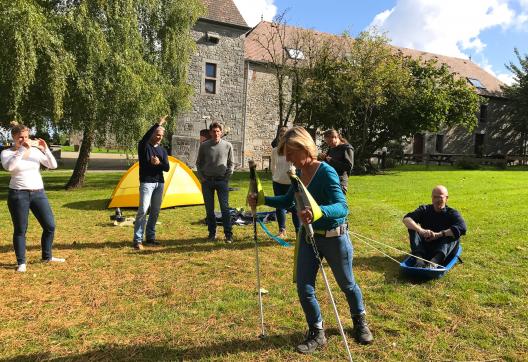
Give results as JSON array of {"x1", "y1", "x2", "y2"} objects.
[
  {"x1": 60, "y1": 145, "x2": 126, "y2": 154},
  {"x1": 0, "y1": 168, "x2": 526, "y2": 361}
]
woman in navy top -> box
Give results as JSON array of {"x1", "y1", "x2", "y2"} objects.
[{"x1": 249, "y1": 126, "x2": 373, "y2": 354}]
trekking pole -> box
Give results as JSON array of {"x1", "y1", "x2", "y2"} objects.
[
  {"x1": 249, "y1": 160, "x2": 266, "y2": 338},
  {"x1": 289, "y1": 170, "x2": 353, "y2": 362}
]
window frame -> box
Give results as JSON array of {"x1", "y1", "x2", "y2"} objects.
[{"x1": 202, "y1": 61, "x2": 219, "y2": 95}]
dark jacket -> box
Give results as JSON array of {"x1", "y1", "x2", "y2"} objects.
[
  {"x1": 404, "y1": 204, "x2": 467, "y2": 240},
  {"x1": 326, "y1": 144, "x2": 354, "y2": 189},
  {"x1": 138, "y1": 124, "x2": 170, "y2": 183}
]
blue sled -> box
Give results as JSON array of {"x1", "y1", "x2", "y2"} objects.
[{"x1": 400, "y1": 243, "x2": 462, "y2": 280}]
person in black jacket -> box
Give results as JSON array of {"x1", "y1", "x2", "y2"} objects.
[
  {"x1": 403, "y1": 185, "x2": 467, "y2": 268},
  {"x1": 132, "y1": 115, "x2": 170, "y2": 250},
  {"x1": 321, "y1": 129, "x2": 354, "y2": 194}
]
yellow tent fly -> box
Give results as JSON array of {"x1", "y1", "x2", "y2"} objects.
[{"x1": 108, "y1": 156, "x2": 204, "y2": 209}]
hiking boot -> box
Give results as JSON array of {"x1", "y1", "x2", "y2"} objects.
[
  {"x1": 352, "y1": 314, "x2": 373, "y2": 344},
  {"x1": 296, "y1": 327, "x2": 327, "y2": 354},
  {"x1": 145, "y1": 239, "x2": 161, "y2": 246},
  {"x1": 133, "y1": 242, "x2": 144, "y2": 250}
]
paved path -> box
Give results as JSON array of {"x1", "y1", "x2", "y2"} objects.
[{"x1": 58, "y1": 151, "x2": 137, "y2": 171}]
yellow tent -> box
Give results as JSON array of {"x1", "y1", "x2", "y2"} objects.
[{"x1": 108, "y1": 156, "x2": 204, "y2": 209}]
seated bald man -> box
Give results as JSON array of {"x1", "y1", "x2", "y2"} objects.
[{"x1": 402, "y1": 185, "x2": 467, "y2": 268}]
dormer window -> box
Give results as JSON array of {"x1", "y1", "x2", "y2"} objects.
[
  {"x1": 467, "y1": 78, "x2": 486, "y2": 90},
  {"x1": 285, "y1": 48, "x2": 305, "y2": 60},
  {"x1": 206, "y1": 31, "x2": 220, "y2": 44}
]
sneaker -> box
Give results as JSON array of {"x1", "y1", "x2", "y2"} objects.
[
  {"x1": 145, "y1": 239, "x2": 161, "y2": 246},
  {"x1": 133, "y1": 242, "x2": 144, "y2": 250},
  {"x1": 278, "y1": 229, "x2": 287, "y2": 239},
  {"x1": 352, "y1": 314, "x2": 373, "y2": 344},
  {"x1": 16, "y1": 263, "x2": 27, "y2": 273},
  {"x1": 296, "y1": 327, "x2": 327, "y2": 354},
  {"x1": 225, "y1": 236, "x2": 233, "y2": 244},
  {"x1": 414, "y1": 258, "x2": 427, "y2": 268},
  {"x1": 43, "y1": 257, "x2": 65, "y2": 263}
]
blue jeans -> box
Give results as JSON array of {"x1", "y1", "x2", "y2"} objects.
[
  {"x1": 296, "y1": 231, "x2": 365, "y2": 328},
  {"x1": 201, "y1": 177, "x2": 232, "y2": 238},
  {"x1": 133, "y1": 182, "x2": 164, "y2": 243},
  {"x1": 7, "y1": 189, "x2": 55, "y2": 264},
  {"x1": 272, "y1": 181, "x2": 300, "y2": 232},
  {"x1": 409, "y1": 230, "x2": 458, "y2": 262}
]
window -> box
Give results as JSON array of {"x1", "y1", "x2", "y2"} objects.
[
  {"x1": 435, "y1": 134, "x2": 444, "y2": 153},
  {"x1": 204, "y1": 62, "x2": 217, "y2": 94},
  {"x1": 467, "y1": 77, "x2": 486, "y2": 90},
  {"x1": 479, "y1": 104, "x2": 488, "y2": 123},
  {"x1": 285, "y1": 48, "x2": 305, "y2": 60}
]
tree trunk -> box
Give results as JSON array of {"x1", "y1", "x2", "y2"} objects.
[{"x1": 65, "y1": 125, "x2": 95, "y2": 189}]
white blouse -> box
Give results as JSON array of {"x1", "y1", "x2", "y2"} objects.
[
  {"x1": 271, "y1": 147, "x2": 291, "y2": 185},
  {"x1": 1, "y1": 146, "x2": 58, "y2": 190}
]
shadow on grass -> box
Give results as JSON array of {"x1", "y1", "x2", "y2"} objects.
[
  {"x1": 62, "y1": 199, "x2": 110, "y2": 210},
  {"x1": 354, "y1": 255, "x2": 437, "y2": 285},
  {"x1": 0, "y1": 237, "x2": 279, "y2": 254},
  {"x1": 139, "y1": 237, "x2": 279, "y2": 254},
  {"x1": 2, "y1": 332, "x2": 316, "y2": 361}
]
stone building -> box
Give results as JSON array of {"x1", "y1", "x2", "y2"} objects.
[
  {"x1": 174, "y1": 1, "x2": 511, "y2": 169},
  {"x1": 172, "y1": 0, "x2": 249, "y2": 168}
]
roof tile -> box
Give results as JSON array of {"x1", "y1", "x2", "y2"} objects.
[{"x1": 201, "y1": 0, "x2": 248, "y2": 28}]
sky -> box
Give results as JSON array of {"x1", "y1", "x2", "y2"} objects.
[{"x1": 233, "y1": 0, "x2": 528, "y2": 85}]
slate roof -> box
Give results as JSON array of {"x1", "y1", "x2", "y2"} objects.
[
  {"x1": 245, "y1": 21, "x2": 504, "y2": 97},
  {"x1": 201, "y1": 0, "x2": 248, "y2": 28}
]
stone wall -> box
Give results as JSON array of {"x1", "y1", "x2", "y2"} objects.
[
  {"x1": 406, "y1": 97, "x2": 514, "y2": 156},
  {"x1": 172, "y1": 21, "x2": 246, "y2": 168},
  {"x1": 243, "y1": 62, "x2": 292, "y2": 169}
]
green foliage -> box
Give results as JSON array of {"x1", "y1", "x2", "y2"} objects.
[
  {"x1": 501, "y1": 48, "x2": 528, "y2": 154},
  {"x1": 295, "y1": 31, "x2": 479, "y2": 172},
  {"x1": 0, "y1": 0, "x2": 74, "y2": 125},
  {"x1": 0, "y1": 0, "x2": 204, "y2": 187}
]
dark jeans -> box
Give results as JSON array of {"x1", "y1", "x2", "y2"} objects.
[
  {"x1": 408, "y1": 230, "x2": 458, "y2": 263},
  {"x1": 201, "y1": 177, "x2": 232, "y2": 238},
  {"x1": 272, "y1": 181, "x2": 300, "y2": 232},
  {"x1": 7, "y1": 189, "x2": 55, "y2": 265},
  {"x1": 296, "y1": 231, "x2": 365, "y2": 328}
]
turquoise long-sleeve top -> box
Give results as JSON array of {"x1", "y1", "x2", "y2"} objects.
[{"x1": 264, "y1": 162, "x2": 348, "y2": 230}]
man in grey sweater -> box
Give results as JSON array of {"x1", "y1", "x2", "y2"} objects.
[{"x1": 196, "y1": 122, "x2": 234, "y2": 243}]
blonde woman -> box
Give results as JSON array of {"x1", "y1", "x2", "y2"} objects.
[
  {"x1": 249, "y1": 126, "x2": 373, "y2": 353},
  {"x1": 1, "y1": 122, "x2": 64, "y2": 272}
]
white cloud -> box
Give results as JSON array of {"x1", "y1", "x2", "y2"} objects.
[
  {"x1": 497, "y1": 72, "x2": 516, "y2": 85},
  {"x1": 369, "y1": 0, "x2": 517, "y2": 59},
  {"x1": 233, "y1": 0, "x2": 277, "y2": 27}
]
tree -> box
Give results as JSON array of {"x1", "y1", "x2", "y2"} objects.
[
  {"x1": 251, "y1": 11, "x2": 328, "y2": 139},
  {"x1": 501, "y1": 48, "x2": 528, "y2": 155},
  {"x1": 0, "y1": 0, "x2": 74, "y2": 127},
  {"x1": 297, "y1": 31, "x2": 480, "y2": 172},
  {"x1": 0, "y1": 0, "x2": 203, "y2": 188}
]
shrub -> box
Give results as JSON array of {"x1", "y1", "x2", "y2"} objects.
[{"x1": 454, "y1": 157, "x2": 481, "y2": 170}]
